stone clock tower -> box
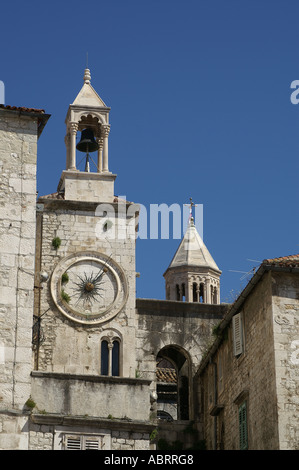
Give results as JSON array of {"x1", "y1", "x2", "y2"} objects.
[
  {"x1": 35, "y1": 68, "x2": 138, "y2": 376},
  {"x1": 30, "y1": 69, "x2": 153, "y2": 449}
]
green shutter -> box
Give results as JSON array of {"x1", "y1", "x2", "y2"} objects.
[{"x1": 238, "y1": 402, "x2": 248, "y2": 450}]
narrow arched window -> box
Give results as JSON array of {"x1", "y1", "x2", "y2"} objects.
[
  {"x1": 176, "y1": 284, "x2": 180, "y2": 301},
  {"x1": 101, "y1": 338, "x2": 120, "y2": 377},
  {"x1": 112, "y1": 340, "x2": 120, "y2": 376},
  {"x1": 101, "y1": 340, "x2": 109, "y2": 375}
]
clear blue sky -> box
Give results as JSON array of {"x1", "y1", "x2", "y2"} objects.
[{"x1": 1, "y1": 0, "x2": 298, "y2": 302}]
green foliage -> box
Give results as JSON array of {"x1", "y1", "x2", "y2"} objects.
[
  {"x1": 25, "y1": 397, "x2": 36, "y2": 409},
  {"x1": 52, "y1": 237, "x2": 61, "y2": 249},
  {"x1": 150, "y1": 429, "x2": 158, "y2": 441},
  {"x1": 61, "y1": 289, "x2": 70, "y2": 303},
  {"x1": 61, "y1": 272, "x2": 69, "y2": 284}
]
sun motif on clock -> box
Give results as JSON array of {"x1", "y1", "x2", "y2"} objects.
[{"x1": 50, "y1": 251, "x2": 128, "y2": 324}]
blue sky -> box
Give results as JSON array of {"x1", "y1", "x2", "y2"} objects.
[{"x1": 1, "y1": 0, "x2": 298, "y2": 302}]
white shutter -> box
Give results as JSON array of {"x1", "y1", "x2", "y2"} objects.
[
  {"x1": 84, "y1": 436, "x2": 101, "y2": 450},
  {"x1": 232, "y1": 312, "x2": 243, "y2": 356},
  {"x1": 65, "y1": 435, "x2": 81, "y2": 450},
  {"x1": 64, "y1": 434, "x2": 102, "y2": 450}
]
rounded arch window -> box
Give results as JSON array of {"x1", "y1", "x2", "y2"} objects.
[{"x1": 100, "y1": 337, "x2": 120, "y2": 377}]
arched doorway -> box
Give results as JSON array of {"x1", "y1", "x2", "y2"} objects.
[{"x1": 156, "y1": 345, "x2": 191, "y2": 421}]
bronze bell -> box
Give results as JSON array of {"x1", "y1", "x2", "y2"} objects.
[{"x1": 76, "y1": 128, "x2": 99, "y2": 153}]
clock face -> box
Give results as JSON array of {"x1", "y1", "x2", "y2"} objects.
[{"x1": 50, "y1": 251, "x2": 128, "y2": 325}]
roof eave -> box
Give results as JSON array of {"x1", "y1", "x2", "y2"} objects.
[{"x1": 196, "y1": 262, "x2": 299, "y2": 376}]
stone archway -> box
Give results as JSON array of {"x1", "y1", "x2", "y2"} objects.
[{"x1": 156, "y1": 345, "x2": 191, "y2": 421}]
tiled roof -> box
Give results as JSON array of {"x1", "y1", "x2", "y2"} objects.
[
  {"x1": 156, "y1": 367, "x2": 177, "y2": 384},
  {"x1": 39, "y1": 191, "x2": 65, "y2": 200},
  {"x1": 263, "y1": 254, "x2": 299, "y2": 267},
  {"x1": 0, "y1": 104, "x2": 46, "y2": 114}
]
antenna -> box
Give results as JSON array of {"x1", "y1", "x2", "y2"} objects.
[
  {"x1": 86, "y1": 52, "x2": 88, "y2": 68},
  {"x1": 229, "y1": 259, "x2": 259, "y2": 281}
]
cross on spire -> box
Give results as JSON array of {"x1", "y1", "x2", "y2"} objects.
[{"x1": 184, "y1": 197, "x2": 197, "y2": 225}]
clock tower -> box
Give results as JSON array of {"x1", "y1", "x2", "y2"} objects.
[{"x1": 34, "y1": 70, "x2": 141, "y2": 381}]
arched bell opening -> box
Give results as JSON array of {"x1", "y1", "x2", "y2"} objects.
[
  {"x1": 65, "y1": 113, "x2": 110, "y2": 173},
  {"x1": 75, "y1": 115, "x2": 102, "y2": 173},
  {"x1": 156, "y1": 345, "x2": 192, "y2": 421}
]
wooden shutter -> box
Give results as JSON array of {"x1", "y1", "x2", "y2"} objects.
[
  {"x1": 232, "y1": 312, "x2": 243, "y2": 356},
  {"x1": 64, "y1": 434, "x2": 102, "y2": 450},
  {"x1": 84, "y1": 436, "x2": 101, "y2": 450},
  {"x1": 238, "y1": 402, "x2": 248, "y2": 450},
  {"x1": 65, "y1": 435, "x2": 81, "y2": 450}
]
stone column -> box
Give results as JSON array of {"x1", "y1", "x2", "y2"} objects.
[
  {"x1": 102, "y1": 124, "x2": 110, "y2": 173},
  {"x1": 97, "y1": 137, "x2": 104, "y2": 173},
  {"x1": 206, "y1": 278, "x2": 211, "y2": 304},
  {"x1": 187, "y1": 278, "x2": 193, "y2": 302},
  {"x1": 196, "y1": 284, "x2": 200, "y2": 303},
  {"x1": 108, "y1": 342, "x2": 113, "y2": 376},
  {"x1": 64, "y1": 133, "x2": 70, "y2": 170},
  {"x1": 216, "y1": 282, "x2": 220, "y2": 304},
  {"x1": 69, "y1": 122, "x2": 78, "y2": 170}
]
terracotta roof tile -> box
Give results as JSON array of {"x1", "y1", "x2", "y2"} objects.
[
  {"x1": 39, "y1": 191, "x2": 65, "y2": 200},
  {"x1": 0, "y1": 104, "x2": 45, "y2": 114},
  {"x1": 263, "y1": 254, "x2": 299, "y2": 267},
  {"x1": 156, "y1": 367, "x2": 177, "y2": 384}
]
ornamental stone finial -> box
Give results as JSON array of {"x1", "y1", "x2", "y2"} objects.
[{"x1": 83, "y1": 68, "x2": 91, "y2": 84}]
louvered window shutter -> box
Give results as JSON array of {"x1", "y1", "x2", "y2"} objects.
[
  {"x1": 238, "y1": 402, "x2": 248, "y2": 450},
  {"x1": 65, "y1": 435, "x2": 81, "y2": 450},
  {"x1": 64, "y1": 434, "x2": 102, "y2": 450},
  {"x1": 232, "y1": 312, "x2": 243, "y2": 356},
  {"x1": 84, "y1": 436, "x2": 101, "y2": 450}
]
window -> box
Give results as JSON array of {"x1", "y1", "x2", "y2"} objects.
[
  {"x1": 238, "y1": 402, "x2": 248, "y2": 450},
  {"x1": 176, "y1": 284, "x2": 180, "y2": 301},
  {"x1": 112, "y1": 340, "x2": 119, "y2": 376},
  {"x1": 101, "y1": 340, "x2": 109, "y2": 375},
  {"x1": 101, "y1": 338, "x2": 120, "y2": 376},
  {"x1": 63, "y1": 434, "x2": 105, "y2": 450},
  {"x1": 232, "y1": 312, "x2": 244, "y2": 356}
]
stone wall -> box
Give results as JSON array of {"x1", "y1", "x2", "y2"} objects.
[
  {"x1": 28, "y1": 418, "x2": 153, "y2": 450},
  {"x1": 198, "y1": 270, "x2": 299, "y2": 450},
  {"x1": 271, "y1": 271, "x2": 299, "y2": 449},
  {"x1": 31, "y1": 371, "x2": 152, "y2": 421},
  {"x1": 136, "y1": 298, "x2": 226, "y2": 422},
  {"x1": 0, "y1": 108, "x2": 48, "y2": 450},
  {"x1": 34, "y1": 198, "x2": 138, "y2": 378}
]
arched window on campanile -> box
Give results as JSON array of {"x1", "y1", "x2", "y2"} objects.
[{"x1": 101, "y1": 338, "x2": 120, "y2": 377}]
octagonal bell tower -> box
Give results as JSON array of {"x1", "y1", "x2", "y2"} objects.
[{"x1": 164, "y1": 215, "x2": 221, "y2": 304}]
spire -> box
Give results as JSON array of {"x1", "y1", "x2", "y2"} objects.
[
  {"x1": 167, "y1": 221, "x2": 220, "y2": 272},
  {"x1": 163, "y1": 199, "x2": 221, "y2": 304}
]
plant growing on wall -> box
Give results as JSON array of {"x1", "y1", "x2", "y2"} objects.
[
  {"x1": 61, "y1": 272, "x2": 69, "y2": 284},
  {"x1": 61, "y1": 289, "x2": 70, "y2": 303},
  {"x1": 52, "y1": 237, "x2": 61, "y2": 249}
]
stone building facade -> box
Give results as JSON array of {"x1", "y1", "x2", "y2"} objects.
[
  {"x1": 0, "y1": 105, "x2": 49, "y2": 449},
  {"x1": 196, "y1": 255, "x2": 299, "y2": 450},
  {"x1": 0, "y1": 70, "x2": 225, "y2": 450},
  {"x1": 0, "y1": 71, "x2": 298, "y2": 450}
]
